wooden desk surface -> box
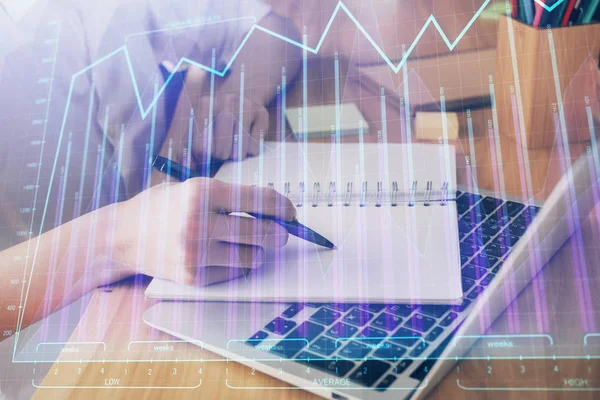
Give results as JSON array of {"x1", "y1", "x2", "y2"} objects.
[
  {"x1": 32, "y1": 57, "x2": 599, "y2": 399},
  {"x1": 31, "y1": 208, "x2": 600, "y2": 400}
]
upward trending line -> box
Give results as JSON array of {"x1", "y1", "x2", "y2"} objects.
[
  {"x1": 18, "y1": 0, "x2": 566, "y2": 342},
  {"x1": 79, "y1": 0, "x2": 567, "y2": 119},
  {"x1": 72, "y1": 0, "x2": 524, "y2": 119}
]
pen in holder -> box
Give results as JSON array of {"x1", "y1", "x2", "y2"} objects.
[{"x1": 494, "y1": 15, "x2": 600, "y2": 148}]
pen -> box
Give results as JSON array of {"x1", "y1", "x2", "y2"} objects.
[
  {"x1": 561, "y1": 0, "x2": 578, "y2": 25},
  {"x1": 152, "y1": 155, "x2": 337, "y2": 249},
  {"x1": 518, "y1": 0, "x2": 528, "y2": 22},
  {"x1": 535, "y1": 0, "x2": 561, "y2": 27},
  {"x1": 512, "y1": 0, "x2": 519, "y2": 19},
  {"x1": 533, "y1": 0, "x2": 544, "y2": 27},
  {"x1": 523, "y1": 0, "x2": 535, "y2": 24},
  {"x1": 582, "y1": 0, "x2": 600, "y2": 23},
  {"x1": 553, "y1": 0, "x2": 570, "y2": 25}
]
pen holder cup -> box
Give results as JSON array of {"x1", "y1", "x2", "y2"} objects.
[{"x1": 494, "y1": 15, "x2": 600, "y2": 149}]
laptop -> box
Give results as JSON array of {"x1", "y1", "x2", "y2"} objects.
[{"x1": 143, "y1": 153, "x2": 598, "y2": 399}]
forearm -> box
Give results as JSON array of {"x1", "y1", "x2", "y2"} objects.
[{"x1": 0, "y1": 203, "x2": 133, "y2": 339}]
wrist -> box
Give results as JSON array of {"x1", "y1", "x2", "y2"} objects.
[{"x1": 93, "y1": 200, "x2": 139, "y2": 278}]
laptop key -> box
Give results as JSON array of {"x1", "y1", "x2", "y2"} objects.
[
  {"x1": 409, "y1": 342, "x2": 429, "y2": 358},
  {"x1": 393, "y1": 358, "x2": 414, "y2": 374},
  {"x1": 462, "y1": 264, "x2": 488, "y2": 280},
  {"x1": 418, "y1": 305, "x2": 450, "y2": 319},
  {"x1": 409, "y1": 357, "x2": 436, "y2": 381},
  {"x1": 405, "y1": 314, "x2": 436, "y2": 333},
  {"x1": 451, "y1": 299, "x2": 471, "y2": 313},
  {"x1": 391, "y1": 327, "x2": 422, "y2": 346},
  {"x1": 514, "y1": 213, "x2": 534, "y2": 228},
  {"x1": 458, "y1": 219, "x2": 474, "y2": 234},
  {"x1": 291, "y1": 321, "x2": 325, "y2": 341},
  {"x1": 272, "y1": 321, "x2": 325, "y2": 358},
  {"x1": 459, "y1": 217, "x2": 480, "y2": 231},
  {"x1": 425, "y1": 327, "x2": 444, "y2": 342},
  {"x1": 392, "y1": 358, "x2": 414, "y2": 375},
  {"x1": 459, "y1": 242, "x2": 479, "y2": 257},
  {"x1": 467, "y1": 286, "x2": 485, "y2": 300},
  {"x1": 488, "y1": 213, "x2": 511, "y2": 227},
  {"x1": 295, "y1": 351, "x2": 355, "y2": 377},
  {"x1": 505, "y1": 201, "x2": 525, "y2": 217},
  {"x1": 376, "y1": 374, "x2": 397, "y2": 391},
  {"x1": 246, "y1": 330, "x2": 269, "y2": 346},
  {"x1": 327, "y1": 303, "x2": 355, "y2": 312},
  {"x1": 470, "y1": 254, "x2": 499, "y2": 269},
  {"x1": 481, "y1": 220, "x2": 501, "y2": 236},
  {"x1": 327, "y1": 322, "x2": 359, "y2": 339},
  {"x1": 373, "y1": 342, "x2": 407, "y2": 361},
  {"x1": 480, "y1": 196, "x2": 503, "y2": 214},
  {"x1": 493, "y1": 233, "x2": 515, "y2": 248},
  {"x1": 460, "y1": 255, "x2": 470, "y2": 265},
  {"x1": 310, "y1": 335, "x2": 338, "y2": 356},
  {"x1": 508, "y1": 223, "x2": 527, "y2": 237},
  {"x1": 350, "y1": 359, "x2": 391, "y2": 387},
  {"x1": 456, "y1": 201, "x2": 470, "y2": 215},
  {"x1": 457, "y1": 192, "x2": 483, "y2": 208},
  {"x1": 507, "y1": 234, "x2": 521, "y2": 246},
  {"x1": 282, "y1": 304, "x2": 304, "y2": 318},
  {"x1": 264, "y1": 317, "x2": 297, "y2": 335},
  {"x1": 356, "y1": 326, "x2": 388, "y2": 344},
  {"x1": 480, "y1": 273, "x2": 495, "y2": 286},
  {"x1": 491, "y1": 263, "x2": 503, "y2": 274},
  {"x1": 372, "y1": 313, "x2": 403, "y2": 331},
  {"x1": 464, "y1": 232, "x2": 491, "y2": 247},
  {"x1": 439, "y1": 312, "x2": 459, "y2": 327},
  {"x1": 484, "y1": 242, "x2": 510, "y2": 257},
  {"x1": 310, "y1": 308, "x2": 341, "y2": 326},
  {"x1": 460, "y1": 211, "x2": 486, "y2": 226},
  {"x1": 340, "y1": 341, "x2": 372, "y2": 359},
  {"x1": 358, "y1": 303, "x2": 386, "y2": 313},
  {"x1": 462, "y1": 277, "x2": 476, "y2": 293},
  {"x1": 385, "y1": 304, "x2": 416, "y2": 317},
  {"x1": 343, "y1": 308, "x2": 374, "y2": 326}
]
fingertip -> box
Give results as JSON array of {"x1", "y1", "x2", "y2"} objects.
[
  {"x1": 261, "y1": 186, "x2": 296, "y2": 221},
  {"x1": 284, "y1": 196, "x2": 297, "y2": 221}
]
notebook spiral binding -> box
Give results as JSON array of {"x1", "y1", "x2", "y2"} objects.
[
  {"x1": 344, "y1": 182, "x2": 353, "y2": 207},
  {"x1": 266, "y1": 180, "x2": 450, "y2": 207},
  {"x1": 312, "y1": 183, "x2": 320, "y2": 207},
  {"x1": 328, "y1": 181, "x2": 336, "y2": 207}
]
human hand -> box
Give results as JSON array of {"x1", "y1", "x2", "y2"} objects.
[
  {"x1": 114, "y1": 178, "x2": 295, "y2": 286},
  {"x1": 162, "y1": 65, "x2": 268, "y2": 167}
]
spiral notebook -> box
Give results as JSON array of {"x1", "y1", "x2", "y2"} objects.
[{"x1": 146, "y1": 141, "x2": 462, "y2": 304}]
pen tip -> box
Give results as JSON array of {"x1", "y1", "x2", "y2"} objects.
[{"x1": 332, "y1": 245, "x2": 338, "y2": 250}]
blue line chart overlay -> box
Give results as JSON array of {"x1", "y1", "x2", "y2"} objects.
[{"x1": 16, "y1": 0, "x2": 569, "y2": 357}]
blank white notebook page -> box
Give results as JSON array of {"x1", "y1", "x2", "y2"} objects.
[{"x1": 146, "y1": 142, "x2": 462, "y2": 304}]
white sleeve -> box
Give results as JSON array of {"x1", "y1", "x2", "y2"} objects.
[
  {"x1": 154, "y1": 0, "x2": 271, "y2": 63},
  {"x1": 73, "y1": 0, "x2": 272, "y2": 200},
  {"x1": 214, "y1": 0, "x2": 272, "y2": 61}
]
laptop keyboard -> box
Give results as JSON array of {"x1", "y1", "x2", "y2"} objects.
[{"x1": 244, "y1": 192, "x2": 540, "y2": 391}]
